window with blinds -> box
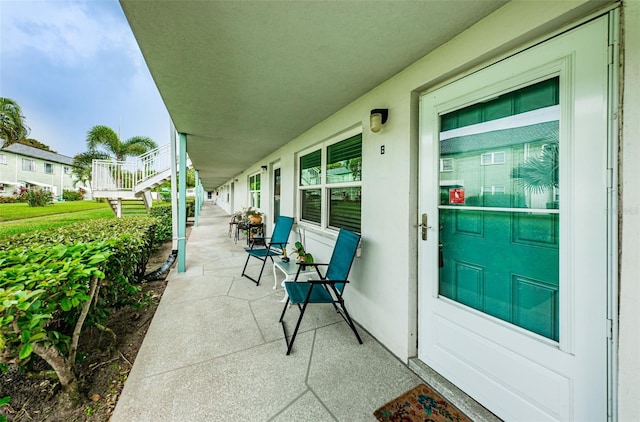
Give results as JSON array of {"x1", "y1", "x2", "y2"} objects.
[
  {"x1": 298, "y1": 133, "x2": 362, "y2": 232},
  {"x1": 249, "y1": 173, "x2": 261, "y2": 208},
  {"x1": 22, "y1": 158, "x2": 35, "y2": 171},
  {"x1": 300, "y1": 150, "x2": 321, "y2": 186}
]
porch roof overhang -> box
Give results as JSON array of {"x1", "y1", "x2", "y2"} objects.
[
  {"x1": 119, "y1": 0, "x2": 509, "y2": 190},
  {"x1": 24, "y1": 180, "x2": 53, "y2": 188}
]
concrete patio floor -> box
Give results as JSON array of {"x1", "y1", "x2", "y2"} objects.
[{"x1": 111, "y1": 203, "x2": 500, "y2": 421}]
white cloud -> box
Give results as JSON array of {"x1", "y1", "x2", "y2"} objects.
[
  {"x1": 1, "y1": 0, "x2": 142, "y2": 68},
  {"x1": 0, "y1": 0, "x2": 169, "y2": 157}
]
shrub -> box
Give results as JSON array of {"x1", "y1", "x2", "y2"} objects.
[
  {"x1": 149, "y1": 205, "x2": 172, "y2": 242},
  {"x1": 160, "y1": 191, "x2": 171, "y2": 202},
  {"x1": 147, "y1": 196, "x2": 194, "y2": 217},
  {"x1": 186, "y1": 198, "x2": 195, "y2": 218},
  {"x1": 0, "y1": 242, "x2": 113, "y2": 402},
  {"x1": 24, "y1": 188, "x2": 52, "y2": 207},
  {"x1": 148, "y1": 202, "x2": 195, "y2": 242},
  {"x1": 11, "y1": 186, "x2": 27, "y2": 203},
  {"x1": 62, "y1": 190, "x2": 84, "y2": 201},
  {"x1": 0, "y1": 217, "x2": 158, "y2": 403}
]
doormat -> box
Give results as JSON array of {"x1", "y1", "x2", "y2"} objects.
[{"x1": 374, "y1": 383, "x2": 472, "y2": 422}]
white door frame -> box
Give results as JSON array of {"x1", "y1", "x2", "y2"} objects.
[{"x1": 417, "y1": 14, "x2": 617, "y2": 421}]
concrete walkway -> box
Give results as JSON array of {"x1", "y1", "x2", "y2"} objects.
[{"x1": 111, "y1": 203, "x2": 498, "y2": 421}]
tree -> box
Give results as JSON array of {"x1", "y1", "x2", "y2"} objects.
[
  {"x1": 71, "y1": 151, "x2": 110, "y2": 188},
  {"x1": 0, "y1": 97, "x2": 30, "y2": 147},
  {"x1": 74, "y1": 125, "x2": 158, "y2": 187},
  {"x1": 85, "y1": 125, "x2": 157, "y2": 161},
  {"x1": 18, "y1": 138, "x2": 56, "y2": 153},
  {"x1": 511, "y1": 140, "x2": 559, "y2": 194}
]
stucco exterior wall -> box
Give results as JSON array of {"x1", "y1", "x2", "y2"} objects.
[
  {"x1": 210, "y1": 0, "x2": 640, "y2": 418},
  {"x1": 0, "y1": 149, "x2": 76, "y2": 197},
  {"x1": 229, "y1": 0, "x2": 618, "y2": 362},
  {"x1": 618, "y1": 1, "x2": 640, "y2": 420}
]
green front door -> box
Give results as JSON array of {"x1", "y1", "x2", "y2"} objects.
[{"x1": 438, "y1": 78, "x2": 560, "y2": 341}]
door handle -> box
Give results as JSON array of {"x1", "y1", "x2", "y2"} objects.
[{"x1": 420, "y1": 213, "x2": 432, "y2": 240}]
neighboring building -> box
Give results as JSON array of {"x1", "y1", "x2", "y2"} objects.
[{"x1": 0, "y1": 141, "x2": 79, "y2": 199}]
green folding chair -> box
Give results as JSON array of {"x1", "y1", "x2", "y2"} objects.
[
  {"x1": 241, "y1": 216, "x2": 294, "y2": 285},
  {"x1": 279, "y1": 228, "x2": 361, "y2": 355}
]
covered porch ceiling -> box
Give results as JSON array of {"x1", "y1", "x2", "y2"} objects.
[{"x1": 120, "y1": 0, "x2": 508, "y2": 190}]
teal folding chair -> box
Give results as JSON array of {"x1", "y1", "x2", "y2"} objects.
[
  {"x1": 279, "y1": 228, "x2": 362, "y2": 355},
  {"x1": 241, "y1": 216, "x2": 294, "y2": 285}
]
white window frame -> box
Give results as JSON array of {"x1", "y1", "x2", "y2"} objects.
[
  {"x1": 44, "y1": 162, "x2": 54, "y2": 174},
  {"x1": 298, "y1": 146, "x2": 323, "y2": 227},
  {"x1": 0, "y1": 154, "x2": 6, "y2": 165},
  {"x1": 248, "y1": 172, "x2": 261, "y2": 208},
  {"x1": 480, "y1": 151, "x2": 506, "y2": 165},
  {"x1": 297, "y1": 127, "x2": 362, "y2": 232},
  {"x1": 481, "y1": 185, "x2": 506, "y2": 195},
  {"x1": 64, "y1": 166, "x2": 70, "y2": 174},
  {"x1": 22, "y1": 158, "x2": 35, "y2": 171},
  {"x1": 440, "y1": 158, "x2": 454, "y2": 172}
]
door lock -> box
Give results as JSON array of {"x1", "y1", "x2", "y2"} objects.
[{"x1": 420, "y1": 213, "x2": 432, "y2": 240}]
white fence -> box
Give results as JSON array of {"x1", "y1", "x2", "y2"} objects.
[{"x1": 91, "y1": 144, "x2": 172, "y2": 192}]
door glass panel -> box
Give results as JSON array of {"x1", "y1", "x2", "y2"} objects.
[{"x1": 438, "y1": 78, "x2": 560, "y2": 341}]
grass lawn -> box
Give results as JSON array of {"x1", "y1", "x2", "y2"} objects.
[
  {"x1": 0, "y1": 200, "x2": 111, "y2": 222},
  {"x1": 0, "y1": 201, "x2": 114, "y2": 237}
]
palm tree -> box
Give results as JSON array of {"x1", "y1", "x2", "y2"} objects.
[
  {"x1": 511, "y1": 140, "x2": 559, "y2": 194},
  {"x1": 85, "y1": 125, "x2": 157, "y2": 161},
  {"x1": 71, "y1": 150, "x2": 110, "y2": 188},
  {"x1": 0, "y1": 97, "x2": 30, "y2": 147},
  {"x1": 73, "y1": 125, "x2": 158, "y2": 189}
]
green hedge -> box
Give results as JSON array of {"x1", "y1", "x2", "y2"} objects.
[
  {"x1": 0, "y1": 217, "x2": 158, "y2": 397},
  {"x1": 0, "y1": 217, "x2": 157, "y2": 286},
  {"x1": 148, "y1": 202, "x2": 194, "y2": 243},
  {"x1": 62, "y1": 190, "x2": 84, "y2": 201},
  {"x1": 149, "y1": 205, "x2": 172, "y2": 242},
  {"x1": 186, "y1": 198, "x2": 195, "y2": 218}
]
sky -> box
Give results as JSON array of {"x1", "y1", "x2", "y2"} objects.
[{"x1": 0, "y1": 0, "x2": 171, "y2": 158}]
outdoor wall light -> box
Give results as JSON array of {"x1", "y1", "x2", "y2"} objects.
[
  {"x1": 261, "y1": 165, "x2": 268, "y2": 173},
  {"x1": 370, "y1": 109, "x2": 388, "y2": 133}
]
